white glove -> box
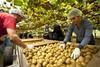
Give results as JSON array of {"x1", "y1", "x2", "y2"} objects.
[
  {"x1": 77, "y1": 43, "x2": 79, "y2": 46},
  {"x1": 27, "y1": 44, "x2": 34, "y2": 49},
  {"x1": 67, "y1": 42, "x2": 71, "y2": 45},
  {"x1": 71, "y1": 47, "x2": 80, "y2": 59},
  {"x1": 59, "y1": 43, "x2": 66, "y2": 49}
]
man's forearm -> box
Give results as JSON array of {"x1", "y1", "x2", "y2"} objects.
[
  {"x1": 63, "y1": 32, "x2": 72, "y2": 44},
  {"x1": 78, "y1": 36, "x2": 90, "y2": 49},
  {"x1": 11, "y1": 34, "x2": 26, "y2": 48}
]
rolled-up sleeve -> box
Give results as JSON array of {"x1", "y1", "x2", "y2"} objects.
[
  {"x1": 78, "y1": 20, "x2": 93, "y2": 48},
  {"x1": 64, "y1": 24, "x2": 74, "y2": 43}
]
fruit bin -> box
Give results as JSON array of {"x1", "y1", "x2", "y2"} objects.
[
  {"x1": 21, "y1": 38, "x2": 43, "y2": 44},
  {"x1": 17, "y1": 39, "x2": 100, "y2": 67}
]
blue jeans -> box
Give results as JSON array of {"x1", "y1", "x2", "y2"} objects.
[
  {"x1": 0, "y1": 45, "x2": 3, "y2": 67},
  {"x1": 0, "y1": 36, "x2": 11, "y2": 66}
]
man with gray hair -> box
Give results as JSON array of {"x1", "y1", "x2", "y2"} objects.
[
  {"x1": 0, "y1": 8, "x2": 35, "y2": 66},
  {"x1": 59, "y1": 8, "x2": 95, "y2": 59},
  {"x1": 0, "y1": 8, "x2": 34, "y2": 49}
]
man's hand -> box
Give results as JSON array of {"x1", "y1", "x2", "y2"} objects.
[
  {"x1": 26, "y1": 44, "x2": 34, "y2": 49},
  {"x1": 59, "y1": 43, "x2": 66, "y2": 49},
  {"x1": 71, "y1": 47, "x2": 80, "y2": 59}
]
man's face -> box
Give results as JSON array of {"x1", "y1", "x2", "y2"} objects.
[
  {"x1": 16, "y1": 14, "x2": 23, "y2": 23},
  {"x1": 69, "y1": 16, "x2": 80, "y2": 25}
]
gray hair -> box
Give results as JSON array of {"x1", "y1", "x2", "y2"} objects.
[{"x1": 67, "y1": 8, "x2": 82, "y2": 19}]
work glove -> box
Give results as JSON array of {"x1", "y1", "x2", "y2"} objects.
[
  {"x1": 71, "y1": 47, "x2": 80, "y2": 59},
  {"x1": 26, "y1": 44, "x2": 34, "y2": 49},
  {"x1": 59, "y1": 43, "x2": 66, "y2": 49},
  {"x1": 67, "y1": 42, "x2": 71, "y2": 45}
]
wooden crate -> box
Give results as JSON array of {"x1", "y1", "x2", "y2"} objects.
[{"x1": 18, "y1": 41, "x2": 100, "y2": 67}]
